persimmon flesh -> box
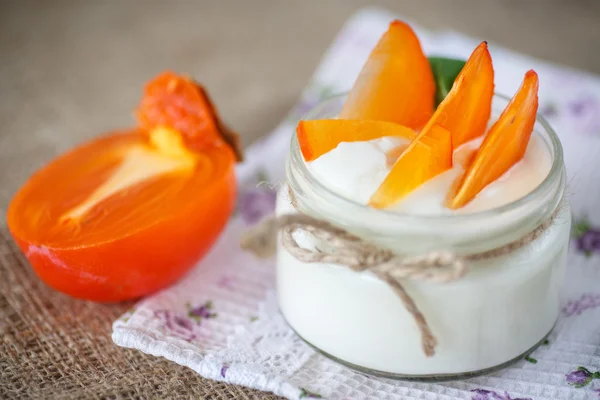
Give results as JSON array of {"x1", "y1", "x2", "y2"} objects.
[
  {"x1": 297, "y1": 119, "x2": 416, "y2": 161},
  {"x1": 421, "y1": 42, "x2": 494, "y2": 148},
  {"x1": 370, "y1": 124, "x2": 453, "y2": 208},
  {"x1": 448, "y1": 70, "x2": 539, "y2": 209},
  {"x1": 339, "y1": 20, "x2": 435, "y2": 129},
  {"x1": 7, "y1": 126, "x2": 236, "y2": 302}
]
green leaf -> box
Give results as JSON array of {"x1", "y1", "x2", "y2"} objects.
[
  {"x1": 524, "y1": 355, "x2": 537, "y2": 364},
  {"x1": 428, "y1": 57, "x2": 466, "y2": 107},
  {"x1": 573, "y1": 219, "x2": 591, "y2": 239},
  {"x1": 299, "y1": 388, "x2": 322, "y2": 399}
]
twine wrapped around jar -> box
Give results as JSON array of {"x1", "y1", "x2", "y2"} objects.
[{"x1": 241, "y1": 187, "x2": 561, "y2": 357}]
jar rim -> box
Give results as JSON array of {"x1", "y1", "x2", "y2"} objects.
[{"x1": 289, "y1": 92, "x2": 565, "y2": 224}]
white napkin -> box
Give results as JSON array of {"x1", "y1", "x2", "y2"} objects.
[{"x1": 113, "y1": 8, "x2": 600, "y2": 400}]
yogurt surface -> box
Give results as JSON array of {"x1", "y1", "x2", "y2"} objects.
[{"x1": 307, "y1": 134, "x2": 552, "y2": 215}]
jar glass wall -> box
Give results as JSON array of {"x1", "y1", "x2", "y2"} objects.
[{"x1": 276, "y1": 94, "x2": 570, "y2": 379}]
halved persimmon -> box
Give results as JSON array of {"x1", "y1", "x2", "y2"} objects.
[
  {"x1": 297, "y1": 119, "x2": 416, "y2": 161},
  {"x1": 339, "y1": 20, "x2": 435, "y2": 129},
  {"x1": 421, "y1": 42, "x2": 494, "y2": 148},
  {"x1": 7, "y1": 72, "x2": 239, "y2": 302},
  {"x1": 448, "y1": 70, "x2": 539, "y2": 209},
  {"x1": 370, "y1": 124, "x2": 453, "y2": 208}
]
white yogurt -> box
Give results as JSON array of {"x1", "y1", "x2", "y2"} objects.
[
  {"x1": 277, "y1": 129, "x2": 570, "y2": 376},
  {"x1": 307, "y1": 134, "x2": 552, "y2": 214},
  {"x1": 277, "y1": 191, "x2": 570, "y2": 376}
]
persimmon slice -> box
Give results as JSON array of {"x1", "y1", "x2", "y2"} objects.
[
  {"x1": 369, "y1": 124, "x2": 453, "y2": 208},
  {"x1": 339, "y1": 20, "x2": 435, "y2": 129},
  {"x1": 448, "y1": 70, "x2": 539, "y2": 209},
  {"x1": 7, "y1": 72, "x2": 239, "y2": 302},
  {"x1": 297, "y1": 119, "x2": 416, "y2": 161},
  {"x1": 421, "y1": 42, "x2": 494, "y2": 148}
]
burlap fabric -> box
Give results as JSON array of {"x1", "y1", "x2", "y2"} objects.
[
  {"x1": 1, "y1": 1, "x2": 598, "y2": 399},
  {"x1": 0, "y1": 228, "x2": 282, "y2": 400}
]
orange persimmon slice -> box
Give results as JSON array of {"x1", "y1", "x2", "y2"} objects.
[
  {"x1": 421, "y1": 42, "x2": 494, "y2": 148},
  {"x1": 369, "y1": 124, "x2": 453, "y2": 208},
  {"x1": 339, "y1": 20, "x2": 435, "y2": 130},
  {"x1": 7, "y1": 72, "x2": 239, "y2": 302},
  {"x1": 448, "y1": 70, "x2": 539, "y2": 209},
  {"x1": 297, "y1": 119, "x2": 416, "y2": 161}
]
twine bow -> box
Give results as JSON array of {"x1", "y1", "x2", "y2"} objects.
[{"x1": 241, "y1": 213, "x2": 466, "y2": 356}]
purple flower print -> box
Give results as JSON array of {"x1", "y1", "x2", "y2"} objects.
[
  {"x1": 470, "y1": 389, "x2": 531, "y2": 400},
  {"x1": 540, "y1": 103, "x2": 558, "y2": 118},
  {"x1": 567, "y1": 95, "x2": 600, "y2": 134},
  {"x1": 577, "y1": 230, "x2": 600, "y2": 256},
  {"x1": 562, "y1": 293, "x2": 600, "y2": 316},
  {"x1": 187, "y1": 300, "x2": 217, "y2": 322},
  {"x1": 154, "y1": 310, "x2": 196, "y2": 341},
  {"x1": 594, "y1": 388, "x2": 600, "y2": 397},
  {"x1": 155, "y1": 301, "x2": 217, "y2": 341},
  {"x1": 569, "y1": 98, "x2": 591, "y2": 116},
  {"x1": 220, "y1": 364, "x2": 229, "y2": 378},
  {"x1": 572, "y1": 218, "x2": 600, "y2": 257},
  {"x1": 217, "y1": 275, "x2": 236, "y2": 289},
  {"x1": 539, "y1": 93, "x2": 600, "y2": 134},
  {"x1": 238, "y1": 187, "x2": 277, "y2": 225},
  {"x1": 471, "y1": 390, "x2": 495, "y2": 400},
  {"x1": 566, "y1": 369, "x2": 592, "y2": 387},
  {"x1": 566, "y1": 367, "x2": 600, "y2": 388}
]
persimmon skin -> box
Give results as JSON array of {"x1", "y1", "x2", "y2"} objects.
[{"x1": 7, "y1": 130, "x2": 236, "y2": 302}]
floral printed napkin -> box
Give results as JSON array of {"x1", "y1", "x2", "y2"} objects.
[{"x1": 113, "y1": 7, "x2": 600, "y2": 400}]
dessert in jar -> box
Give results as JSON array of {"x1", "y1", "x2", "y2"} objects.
[{"x1": 274, "y1": 21, "x2": 570, "y2": 379}]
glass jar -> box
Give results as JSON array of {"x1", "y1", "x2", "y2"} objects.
[{"x1": 275, "y1": 94, "x2": 570, "y2": 380}]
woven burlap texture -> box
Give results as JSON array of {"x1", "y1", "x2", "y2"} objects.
[{"x1": 0, "y1": 226, "x2": 283, "y2": 399}]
